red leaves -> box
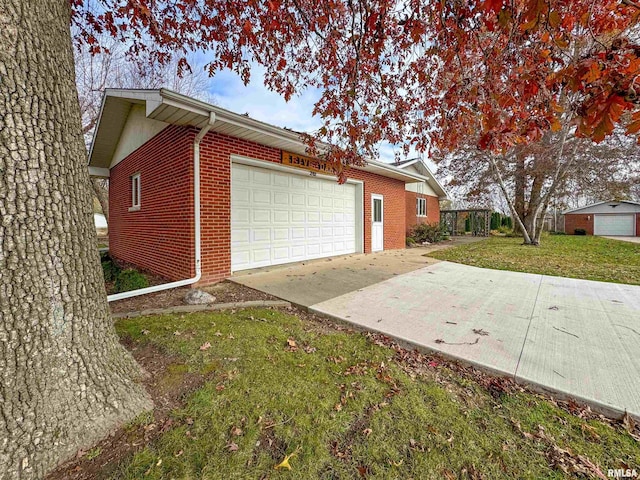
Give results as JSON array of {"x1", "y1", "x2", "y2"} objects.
[{"x1": 72, "y1": 0, "x2": 640, "y2": 160}]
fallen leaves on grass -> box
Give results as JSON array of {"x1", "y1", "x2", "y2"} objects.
[
  {"x1": 511, "y1": 419, "x2": 608, "y2": 478},
  {"x1": 274, "y1": 446, "x2": 301, "y2": 470},
  {"x1": 547, "y1": 444, "x2": 608, "y2": 479},
  {"x1": 225, "y1": 442, "x2": 239, "y2": 452},
  {"x1": 285, "y1": 338, "x2": 298, "y2": 352},
  {"x1": 199, "y1": 342, "x2": 211, "y2": 351}
]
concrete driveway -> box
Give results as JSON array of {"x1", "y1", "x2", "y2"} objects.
[
  {"x1": 234, "y1": 253, "x2": 640, "y2": 419},
  {"x1": 232, "y1": 237, "x2": 483, "y2": 306},
  {"x1": 603, "y1": 236, "x2": 640, "y2": 244},
  {"x1": 311, "y1": 262, "x2": 640, "y2": 420}
]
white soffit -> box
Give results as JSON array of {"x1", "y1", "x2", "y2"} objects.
[{"x1": 88, "y1": 88, "x2": 429, "y2": 183}]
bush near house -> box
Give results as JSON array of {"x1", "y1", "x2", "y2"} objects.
[
  {"x1": 574, "y1": 228, "x2": 587, "y2": 235},
  {"x1": 101, "y1": 255, "x2": 121, "y2": 283},
  {"x1": 114, "y1": 269, "x2": 150, "y2": 293},
  {"x1": 409, "y1": 222, "x2": 448, "y2": 244}
]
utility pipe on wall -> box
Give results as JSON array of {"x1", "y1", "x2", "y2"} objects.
[{"x1": 107, "y1": 112, "x2": 216, "y2": 302}]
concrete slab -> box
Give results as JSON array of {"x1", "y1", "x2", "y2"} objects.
[
  {"x1": 516, "y1": 305, "x2": 640, "y2": 417},
  {"x1": 311, "y1": 262, "x2": 541, "y2": 376},
  {"x1": 309, "y1": 262, "x2": 640, "y2": 419},
  {"x1": 602, "y1": 236, "x2": 640, "y2": 244},
  {"x1": 230, "y1": 237, "x2": 485, "y2": 306}
]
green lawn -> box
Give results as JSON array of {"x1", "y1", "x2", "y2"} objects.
[
  {"x1": 98, "y1": 308, "x2": 638, "y2": 479},
  {"x1": 428, "y1": 234, "x2": 640, "y2": 285}
]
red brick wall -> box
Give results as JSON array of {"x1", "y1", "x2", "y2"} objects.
[
  {"x1": 109, "y1": 125, "x2": 195, "y2": 280},
  {"x1": 564, "y1": 214, "x2": 594, "y2": 235},
  {"x1": 196, "y1": 130, "x2": 407, "y2": 283},
  {"x1": 348, "y1": 169, "x2": 406, "y2": 253},
  {"x1": 637, "y1": 213, "x2": 640, "y2": 236},
  {"x1": 197, "y1": 131, "x2": 282, "y2": 285},
  {"x1": 110, "y1": 126, "x2": 409, "y2": 286},
  {"x1": 405, "y1": 191, "x2": 441, "y2": 235}
]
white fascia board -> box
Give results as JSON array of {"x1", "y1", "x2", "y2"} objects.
[
  {"x1": 88, "y1": 166, "x2": 110, "y2": 178},
  {"x1": 563, "y1": 200, "x2": 640, "y2": 215},
  {"x1": 87, "y1": 94, "x2": 107, "y2": 167}
]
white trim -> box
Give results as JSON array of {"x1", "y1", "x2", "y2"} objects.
[
  {"x1": 89, "y1": 88, "x2": 429, "y2": 184},
  {"x1": 416, "y1": 197, "x2": 427, "y2": 217},
  {"x1": 371, "y1": 194, "x2": 384, "y2": 252},
  {"x1": 396, "y1": 158, "x2": 449, "y2": 199},
  {"x1": 563, "y1": 200, "x2": 640, "y2": 215},
  {"x1": 230, "y1": 155, "x2": 364, "y2": 186},
  {"x1": 131, "y1": 172, "x2": 141, "y2": 208},
  {"x1": 88, "y1": 166, "x2": 110, "y2": 178}
]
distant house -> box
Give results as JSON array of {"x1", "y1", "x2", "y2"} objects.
[
  {"x1": 395, "y1": 158, "x2": 449, "y2": 235},
  {"x1": 87, "y1": 88, "x2": 449, "y2": 286},
  {"x1": 563, "y1": 200, "x2": 640, "y2": 236}
]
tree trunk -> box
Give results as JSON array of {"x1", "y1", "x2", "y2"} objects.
[
  {"x1": 0, "y1": 2, "x2": 152, "y2": 479},
  {"x1": 91, "y1": 178, "x2": 110, "y2": 223},
  {"x1": 513, "y1": 153, "x2": 526, "y2": 234}
]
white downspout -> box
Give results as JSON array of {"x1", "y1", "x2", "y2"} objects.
[{"x1": 107, "y1": 112, "x2": 216, "y2": 302}]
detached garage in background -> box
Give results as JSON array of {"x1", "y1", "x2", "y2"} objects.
[
  {"x1": 564, "y1": 200, "x2": 640, "y2": 237},
  {"x1": 88, "y1": 89, "x2": 439, "y2": 287}
]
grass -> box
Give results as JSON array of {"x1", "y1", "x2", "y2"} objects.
[
  {"x1": 108, "y1": 308, "x2": 640, "y2": 479},
  {"x1": 427, "y1": 234, "x2": 640, "y2": 285}
]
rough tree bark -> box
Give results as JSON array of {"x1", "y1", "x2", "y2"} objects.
[{"x1": 0, "y1": 2, "x2": 152, "y2": 479}]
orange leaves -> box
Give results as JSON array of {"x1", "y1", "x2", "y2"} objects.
[
  {"x1": 581, "y1": 62, "x2": 602, "y2": 84},
  {"x1": 579, "y1": 94, "x2": 629, "y2": 143},
  {"x1": 626, "y1": 112, "x2": 640, "y2": 143}
]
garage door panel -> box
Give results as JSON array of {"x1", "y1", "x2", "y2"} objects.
[
  {"x1": 232, "y1": 228, "x2": 250, "y2": 244},
  {"x1": 273, "y1": 210, "x2": 289, "y2": 223},
  {"x1": 252, "y1": 229, "x2": 270, "y2": 242},
  {"x1": 273, "y1": 173, "x2": 289, "y2": 186},
  {"x1": 232, "y1": 208, "x2": 250, "y2": 223},
  {"x1": 232, "y1": 163, "x2": 358, "y2": 271},
  {"x1": 273, "y1": 192, "x2": 289, "y2": 205},
  {"x1": 594, "y1": 215, "x2": 634, "y2": 236},
  {"x1": 253, "y1": 190, "x2": 271, "y2": 204},
  {"x1": 252, "y1": 210, "x2": 270, "y2": 223}
]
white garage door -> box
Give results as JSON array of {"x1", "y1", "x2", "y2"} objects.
[
  {"x1": 594, "y1": 214, "x2": 635, "y2": 236},
  {"x1": 231, "y1": 162, "x2": 358, "y2": 271}
]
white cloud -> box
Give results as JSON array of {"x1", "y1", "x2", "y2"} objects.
[
  {"x1": 198, "y1": 60, "x2": 439, "y2": 171},
  {"x1": 205, "y1": 64, "x2": 322, "y2": 134}
]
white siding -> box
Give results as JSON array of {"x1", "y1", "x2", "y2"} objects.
[{"x1": 110, "y1": 104, "x2": 168, "y2": 168}]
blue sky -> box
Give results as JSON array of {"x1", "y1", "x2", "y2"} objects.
[{"x1": 203, "y1": 63, "x2": 434, "y2": 169}]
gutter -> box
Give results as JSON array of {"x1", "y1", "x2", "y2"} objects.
[{"x1": 107, "y1": 112, "x2": 216, "y2": 302}]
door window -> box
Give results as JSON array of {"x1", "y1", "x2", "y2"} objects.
[{"x1": 373, "y1": 198, "x2": 382, "y2": 222}]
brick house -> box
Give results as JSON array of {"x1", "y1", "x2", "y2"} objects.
[
  {"x1": 88, "y1": 89, "x2": 447, "y2": 290},
  {"x1": 563, "y1": 200, "x2": 640, "y2": 237},
  {"x1": 394, "y1": 158, "x2": 448, "y2": 235}
]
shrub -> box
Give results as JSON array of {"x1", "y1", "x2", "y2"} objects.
[
  {"x1": 114, "y1": 269, "x2": 149, "y2": 293},
  {"x1": 102, "y1": 259, "x2": 120, "y2": 283},
  {"x1": 410, "y1": 222, "x2": 448, "y2": 244},
  {"x1": 574, "y1": 228, "x2": 586, "y2": 235},
  {"x1": 406, "y1": 237, "x2": 417, "y2": 247}
]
